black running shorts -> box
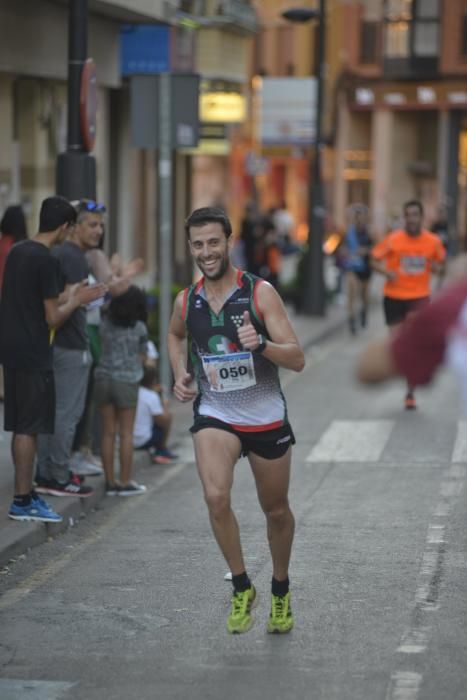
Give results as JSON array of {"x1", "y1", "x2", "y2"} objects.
[
  {"x1": 383, "y1": 296, "x2": 430, "y2": 327},
  {"x1": 3, "y1": 367, "x2": 55, "y2": 435},
  {"x1": 190, "y1": 415, "x2": 295, "y2": 460}
]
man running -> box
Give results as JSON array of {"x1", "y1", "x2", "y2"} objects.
[
  {"x1": 168, "y1": 207, "x2": 305, "y2": 635},
  {"x1": 371, "y1": 200, "x2": 445, "y2": 409}
]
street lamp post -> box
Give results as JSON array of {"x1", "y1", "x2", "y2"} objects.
[
  {"x1": 56, "y1": 0, "x2": 96, "y2": 200},
  {"x1": 282, "y1": 2, "x2": 326, "y2": 316}
]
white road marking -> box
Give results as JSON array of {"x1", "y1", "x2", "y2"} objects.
[
  {"x1": 0, "y1": 679, "x2": 75, "y2": 700},
  {"x1": 306, "y1": 420, "x2": 394, "y2": 462},
  {"x1": 387, "y1": 462, "x2": 466, "y2": 700},
  {"x1": 386, "y1": 672, "x2": 422, "y2": 700},
  {"x1": 451, "y1": 420, "x2": 467, "y2": 463}
]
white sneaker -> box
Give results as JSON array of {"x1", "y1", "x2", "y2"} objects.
[
  {"x1": 80, "y1": 448, "x2": 103, "y2": 468},
  {"x1": 70, "y1": 452, "x2": 103, "y2": 477},
  {"x1": 118, "y1": 481, "x2": 147, "y2": 497}
]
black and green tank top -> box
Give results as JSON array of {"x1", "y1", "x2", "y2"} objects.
[{"x1": 182, "y1": 270, "x2": 287, "y2": 431}]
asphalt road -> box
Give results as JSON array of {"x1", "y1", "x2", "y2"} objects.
[{"x1": 0, "y1": 317, "x2": 466, "y2": 700}]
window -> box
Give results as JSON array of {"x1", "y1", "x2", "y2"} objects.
[
  {"x1": 360, "y1": 21, "x2": 379, "y2": 63},
  {"x1": 416, "y1": 0, "x2": 438, "y2": 18},
  {"x1": 413, "y1": 0, "x2": 439, "y2": 57},
  {"x1": 385, "y1": 20, "x2": 410, "y2": 57},
  {"x1": 362, "y1": 0, "x2": 383, "y2": 21},
  {"x1": 384, "y1": 0, "x2": 412, "y2": 57},
  {"x1": 413, "y1": 22, "x2": 438, "y2": 56},
  {"x1": 385, "y1": 0, "x2": 413, "y2": 21},
  {"x1": 383, "y1": 0, "x2": 439, "y2": 61}
]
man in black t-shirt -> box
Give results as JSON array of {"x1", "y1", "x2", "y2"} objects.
[
  {"x1": 0, "y1": 196, "x2": 106, "y2": 523},
  {"x1": 36, "y1": 200, "x2": 107, "y2": 497}
]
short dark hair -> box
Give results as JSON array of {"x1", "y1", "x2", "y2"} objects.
[
  {"x1": 39, "y1": 196, "x2": 77, "y2": 233},
  {"x1": 0, "y1": 204, "x2": 28, "y2": 242},
  {"x1": 108, "y1": 285, "x2": 147, "y2": 328},
  {"x1": 141, "y1": 365, "x2": 159, "y2": 389},
  {"x1": 185, "y1": 207, "x2": 232, "y2": 239},
  {"x1": 404, "y1": 199, "x2": 423, "y2": 216}
]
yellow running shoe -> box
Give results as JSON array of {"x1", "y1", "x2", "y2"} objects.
[
  {"x1": 267, "y1": 591, "x2": 294, "y2": 634},
  {"x1": 226, "y1": 585, "x2": 257, "y2": 634}
]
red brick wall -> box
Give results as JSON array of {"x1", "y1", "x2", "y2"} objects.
[
  {"x1": 440, "y1": 0, "x2": 467, "y2": 74},
  {"x1": 342, "y1": 2, "x2": 382, "y2": 78}
]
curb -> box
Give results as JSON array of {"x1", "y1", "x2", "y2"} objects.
[{"x1": 0, "y1": 473, "x2": 107, "y2": 569}]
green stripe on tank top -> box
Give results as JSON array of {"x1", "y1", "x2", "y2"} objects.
[{"x1": 210, "y1": 308, "x2": 225, "y2": 327}]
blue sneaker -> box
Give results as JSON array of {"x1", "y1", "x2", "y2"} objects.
[{"x1": 8, "y1": 494, "x2": 63, "y2": 523}]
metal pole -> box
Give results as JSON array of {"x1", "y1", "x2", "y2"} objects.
[
  {"x1": 158, "y1": 73, "x2": 173, "y2": 393},
  {"x1": 68, "y1": 0, "x2": 87, "y2": 151},
  {"x1": 302, "y1": 0, "x2": 326, "y2": 316}
]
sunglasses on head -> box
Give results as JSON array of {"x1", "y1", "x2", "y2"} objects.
[
  {"x1": 71, "y1": 199, "x2": 106, "y2": 214},
  {"x1": 81, "y1": 200, "x2": 106, "y2": 213}
]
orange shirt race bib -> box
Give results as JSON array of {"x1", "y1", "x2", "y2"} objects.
[{"x1": 372, "y1": 230, "x2": 445, "y2": 300}]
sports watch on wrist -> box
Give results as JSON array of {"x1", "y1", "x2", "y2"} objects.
[{"x1": 255, "y1": 334, "x2": 267, "y2": 353}]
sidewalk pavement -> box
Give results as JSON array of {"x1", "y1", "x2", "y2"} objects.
[{"x1": 0, "y1": 300, "x2": 348, "y2": 569}]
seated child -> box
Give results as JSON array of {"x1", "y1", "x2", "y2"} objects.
[{"x1": 133, "y1": 366, "x2": 178, "y2": 464}]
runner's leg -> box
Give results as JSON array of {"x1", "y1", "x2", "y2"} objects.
[
  {"x1": 389, "y1": 318, "x2": 416, "y2": 406},
  {"x1": 360, "y1": 278, "x2": 370, "y2": 327},
  {"x1": 347, "y1": 272, "x2": 358, "y2": 334},
  {"x1": 248, "y1": 447, "x2": 295, "y2": 581},
  {"x1": 192, "y1": 428, "x2": 245, "y2": 575}
]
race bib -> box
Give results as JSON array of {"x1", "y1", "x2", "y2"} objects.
[
  {"x1": 202, "y1": 352, "x2": 256, "y2": 392},
  {"x1": 400, "y1": 255, "x2": 426, "y2": 275}
]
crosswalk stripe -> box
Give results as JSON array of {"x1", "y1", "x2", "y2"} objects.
[
  {"x1": 0, "y1": 680, "x2": 75, "y2": 699},
  {"x1": 306, "y1": 420, "x2": 394, "y2": 463},
  {"x1": 451, "y1": 420, "x2": 467, "y2": 463}
]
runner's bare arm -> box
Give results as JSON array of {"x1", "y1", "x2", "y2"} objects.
[
  {"x1": 371, "y1": 257, "x2": 396, "y2": 280},
  {"x1": 431, "y1": 260, "x2": 445, "y2": 276},
  {"x1": 250, "y1": 281, "x2": 305, "y2": 372},
  {"x1": 356, "y1": 337, "x2": 397, "y2": 383},
  {"x1": 167, "y1": 291, "x2": 197, "y2": 402}
]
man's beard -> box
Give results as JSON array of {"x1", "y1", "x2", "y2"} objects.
[{"x1": 200, "y1": 254, "x2": 229, "y2": 281}]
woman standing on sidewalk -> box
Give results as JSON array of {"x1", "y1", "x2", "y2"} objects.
[{"x1": 94, "y1": 286, "x2": 148, "y2": 496}]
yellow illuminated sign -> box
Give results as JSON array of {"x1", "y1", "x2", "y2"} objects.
[{"x1": 200, "y1": 92, "x2": 246, "y2": 123}]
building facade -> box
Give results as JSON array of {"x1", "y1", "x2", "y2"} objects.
[
  {"x1": 334, "y1": 0, "x2": 467, "y2": 246},
  {"x1": 0, "y1": 0, "x2": 257, "y2": 287}
]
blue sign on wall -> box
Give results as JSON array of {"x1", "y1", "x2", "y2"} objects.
[{"x1": 120, "y1": 25, "x2": 170, "y2": 76}]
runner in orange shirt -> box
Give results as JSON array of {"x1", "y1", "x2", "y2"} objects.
[{"x1": 371, "y1": 200, "x2": 446, "y2": 410}]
